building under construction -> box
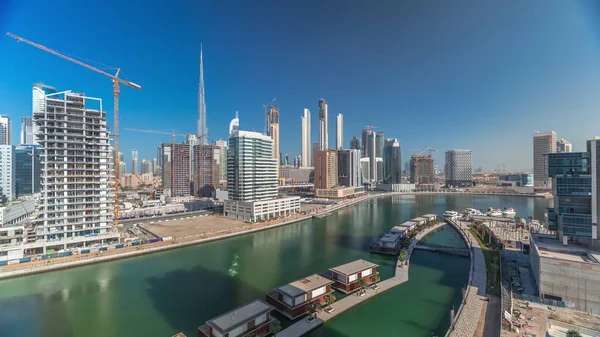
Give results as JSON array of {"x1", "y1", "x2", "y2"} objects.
[
  {"x1": 410, "y1": 154, "x2": 435, "y2": 185},
  {"x1": 161, "y1": 142, "x2": 192, "y2": 200},
  {"x1": 193, "y1": 144, "x2": 227, "y2": 197}
]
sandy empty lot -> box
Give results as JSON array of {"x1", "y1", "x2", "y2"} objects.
[{"x1": 141, "y1": 215, "x2": 245, "y2": 238}]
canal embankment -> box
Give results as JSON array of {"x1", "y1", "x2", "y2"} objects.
[{"x1": 0, "y1": 191, "x2": 521, "y2": 280}]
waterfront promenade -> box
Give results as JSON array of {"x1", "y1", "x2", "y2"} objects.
[
  {"x1": 446, "y1": 219, "x2": 487, "y2": 337},
  {"x1": 276, "y1": 222, "x2": 447, "y2": 337}
]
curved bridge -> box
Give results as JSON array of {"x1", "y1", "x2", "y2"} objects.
[{"x1": 414, "y1": 243, "x2": 470, "y2": 257}]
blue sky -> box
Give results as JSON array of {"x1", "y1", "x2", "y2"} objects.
[{"x1": 1, "y1": 0, "x2": 600, "y2": 171}]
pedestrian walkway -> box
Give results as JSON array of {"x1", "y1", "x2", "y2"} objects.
[
  {"x1": 446, "y1": 219, "x2": 487, "y2": 337},
  {"x1": 276, "y1": 222, "x2": 446, "y2": 337}
]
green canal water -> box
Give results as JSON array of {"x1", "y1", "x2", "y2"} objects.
[{"x1": 0, "y1": 194, "x2": 551, "y2": 337}]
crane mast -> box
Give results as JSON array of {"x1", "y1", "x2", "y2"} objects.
[{"x1": 6, "y1": 32, "x2": 141, "y2": 230}]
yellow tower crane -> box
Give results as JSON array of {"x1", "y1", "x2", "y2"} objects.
[{"x1": 6, "y1": 32, "x2": 141, "y2": 229}]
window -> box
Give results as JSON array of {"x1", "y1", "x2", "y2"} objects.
[
  {"x1": 312, "y1": 286, "x2": 326, "y2": 297},
  {"x1": 361, "y1": 268, "x2": 372, "y2": 277}
]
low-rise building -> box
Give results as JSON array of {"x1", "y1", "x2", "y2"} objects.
[
  {"x1": 423, "y1": 214, "x2": 437, "y2": 222},
  {"x1": 376, "y1": 183, "x2": 416, "y2": 192},
  {"x1": 0, "y1": 199, "x2": 35, "y2": 227},
  {"x1": 314, "y1": 186, "x2": 364, "y2": 199},
  {"x1": 266, "y1": 274, "x2": 334, "y2": 319},
  {"x1": 328, "y1": 259, "x2": 378, "y2": 294},
  {"x1": 198, "y1": 300, "x2": 274, "y2": 337},
  {"x1": 530, "y1": 233, "x2": 600, "y2": 312},
  {"x1": 224, "y1": 197, "x2": 300, "y2": 222}
]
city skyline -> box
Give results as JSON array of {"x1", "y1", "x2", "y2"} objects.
[{"x1": 1, "y1": 1, "x2": 600, "y2": 170}]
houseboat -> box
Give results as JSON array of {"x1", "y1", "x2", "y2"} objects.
[
  {"x1": 328, "y1": 259, "x2": 379, "y2": 294},
  {"x1": 198, "y1": 300, "x2": 274, "y2": 337},
  {"x1": 422, "y1": 214, "x2": 437, "y2": 222},
  {"x1": 411, "y1": 217, "x2": 427, "y2": 226},
  {"x1": 378, "y1": 233, "x2": 402, "y2": 254},
  {"x1": 265, "y1": 274, "x2": 334, "y2": 319}
]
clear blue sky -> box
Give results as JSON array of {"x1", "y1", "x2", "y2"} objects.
[{"x1": 1, "y1": 0, "x2": 600, "y2": 171}]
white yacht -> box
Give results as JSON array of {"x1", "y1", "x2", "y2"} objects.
[
  {"x1": 443, "y1": 210, "x2": 459, "y2": 218},
  {"x1": 502, "y1": 207, "x2": 516, "y2": 217},
  {"x1": 487, "y1": 208, "x2": 502, "y2": 217}
]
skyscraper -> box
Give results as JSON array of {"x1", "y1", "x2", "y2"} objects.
[
  {"x1": 141, "y1": 159, "x2": 152, "y2": 174},
  {"x1": 0, "y1": 115, "x2": 11, "y2": 145},
  {"x1": 197, "y1": 44, "x2": 208, "y2": 142},
  {"x1": 224, "y1": 128, "x2": 300, "y2": 221},
  {"x1": 336, "y1": 113, "x2": 343, "y2": 150},
  {"x1": 350, "y1": 135, "x2": 361, "y2": 151},
  {"x1": 266, "y1": 106, "x2": 280, "y2": 176},
  {"x1": 338, "y1": 149, "x2": 362, "y2": 187},
  {"x1": 161, "y1": 142, "x2": 191, "y2": 199},
  {"x1": 152, "y1": 158, "x2": 159, "y2": 174},
  {"x1": 131, "y1": 149, "x2": 139, "y2": 174},
  {"x1": 14, "y1": 145, "x2": 41, "y2": 197},
  {"x1": 557, "y1": 138, "x2": 572, "y2": 153},
  {"x1": 361, "y1": 127, "x2": 373, "y2": 158},
  {"x1": 20, "y1": 117, "x2": 33, "y2": 145},
  {"x1": 533, "y1": 131, "x2": 557, "y2": 187},
  {"x1": 383, "y1": 138, "x2": 402, "y2": 184},
  {"x1": 318, "y1": 99, "x2": 328, "y2": 150},
  {"x1": 0, "y1": 145, "x2": 15, "y2": 200},
  {"x1": 314, "y1": 150, "x2": 338, "y2": 189},
  {"x1": 546, "y1": 137, "x2": 600, "y2": 248},
  {"x1": 301, "y1": 108, "x2": 312, "y2": 167},
  {"x1": 33, "y1": 87, "x2": 118, "y2": 247},
  {"x1": 444, "y1": 149, "x2": 473, "y2": 187}
]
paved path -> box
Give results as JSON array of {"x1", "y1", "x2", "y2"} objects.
[{"x1": 447, "y1": 219, "x2": 488, "y2": 337}]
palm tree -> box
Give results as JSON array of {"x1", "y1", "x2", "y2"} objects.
[
  {"x1": 566, "y1": 330, "x2": 582, "y2": 337},
  {"x1": 269, "y1": 318, "x2": 282, "y2": 335},
  {"x1": 324, "y1": 293, "x2": 336, "y2": 310}
]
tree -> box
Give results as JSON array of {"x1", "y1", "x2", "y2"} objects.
[
  {"x1": 324, "y1": 293, "x2": 336, "y2": 310},
  {"x1": 306, "y1": 301, "x2": 319, "y2": 319},
  {"x1": 372, "y1": 271, "x2": 381, "y2": 285},
  {"x1": 269, "y1": 318, "x2": 282, "y2": 335},
  {"x1": 357, "y1": 278, "x2": 367, "y2": 294},
  {"x1": 398, "y1": 250, "x2": 407, "y2": 264},
  {"x1": 566, "y1": 330, "x2": 582, "y2": 337}
]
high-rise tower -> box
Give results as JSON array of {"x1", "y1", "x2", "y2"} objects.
[
  {"x1": 318, "y1": 99, "x2": 328, "y2": 150},
  {"x1": 336, "y1": 113, "x2": 343, "y2": 150},
  {"x1": 301, "y1": 109, "x2": 311, "y2": 167},
  {"x1": 197, "y1": 44, "x2": 208, "y2": 143}
]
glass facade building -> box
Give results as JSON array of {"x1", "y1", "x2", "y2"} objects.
[
  {"x1": 547, "y1": 148, "x2": 598, "y2": 242},
  {"x1": 14, "y1": 145, "x2": 41, "y2": 197}
]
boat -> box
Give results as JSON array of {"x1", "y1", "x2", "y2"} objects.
[
  {"x1": 463, "y1": 208, "x2": 483, "y2": 216},
  {"x1": 502, "y1": 207, "x2": 516, "y2": 217},
  {"x1": 487, "y1": 208, "x2": 502, "y2": 217},
  {"x1": 443, "y1": 210, "x2": 459, "y2": 218}
]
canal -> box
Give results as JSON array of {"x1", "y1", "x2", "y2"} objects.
[{"x1": 0, "y1": 194, "x2": 551, "y2": 337}]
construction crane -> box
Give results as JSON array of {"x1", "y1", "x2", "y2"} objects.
[
  {"x1": 263, "y1": 98, "x2": 276, "y2": 134},
  {"x1": 124, "y1": 128, "x2": 193, "y2": 145},
  {"x1": 413, "y1": 147, "x2": 437, "y2": 157},
  {"x1": 6, "y1": 32, "x2": 141, "y2": 229}
]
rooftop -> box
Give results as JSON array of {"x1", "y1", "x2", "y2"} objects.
[
  {"x1": 531, "y1": 234, "x2": 600, "y2": 264},
  {"x1": 422, "y1": 214, "x2": 437, "y2": 218},
  {"x1": 277, "y1": 274, "x2": 334, "y2": 297},
  {"x1": 206, "y1": 300, "x2": 273, "y2": 333},
  {"x1": 380, "y1": 233, "x2": 402, "y2": 243},
  {"x1": 330, "y1": 259, "x2": 378, "y2": 276}
]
